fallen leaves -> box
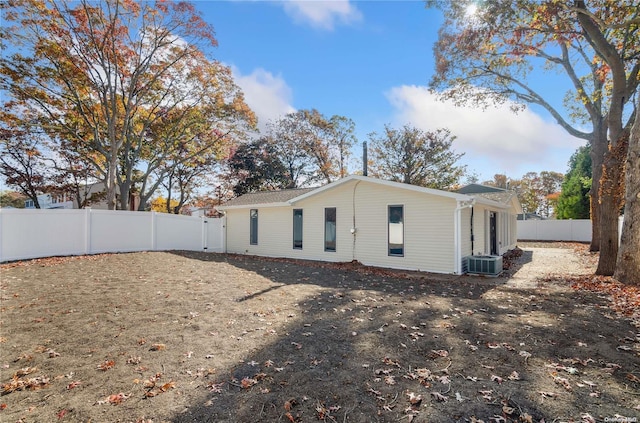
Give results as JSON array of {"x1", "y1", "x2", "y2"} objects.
[
  {"x1": 1, "y1": 373, "x2": 50, "y2": 395},
  {"x1": 570, "y1": 275, "x2": 640, "y2": 318},
  {"x1": 429, "y1": 349, "x2": 449, "y2": 358},
  {"x1": 143, "y1": 373, "x2": 175, "y2": 398},
  {"x1": 66, "y1": 381, "x2": 81, "y2": 390},
  {"x1": 149, "y1": 344, "x2": 166, "y2": 351},
  {"x1": 97, "y1": 360, "x2": 115, "y2": 371},
  {"x1": 95, "y1": 392, "x2": 131, "y2": 405},
  {"x1": 240, "y1": 377, "x2": 257, "y2": 389},
  {"x1": 430, "y1": 391, "x2": 448, "y2": 402}
]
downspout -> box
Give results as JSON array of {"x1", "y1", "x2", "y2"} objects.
[
  {"x1": 470, "y1": 206, "x2": 474, "y2": 254},
  {"x1": 351, "y1": 180, "x2": 361, "y2": 261},
  {"x1": 454, "y1": 199, "x2": 475, "y2": 275}
]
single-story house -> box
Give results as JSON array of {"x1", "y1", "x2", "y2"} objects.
[{"x1": 216, "y1": 175, "x2": 522, "y2": 275}]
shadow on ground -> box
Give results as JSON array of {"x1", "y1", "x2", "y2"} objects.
[{"x1": 166, "y1": 250, "x2": 639, "y2": 422}]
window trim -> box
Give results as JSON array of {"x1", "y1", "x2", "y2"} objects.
[
  {"x1": 293, "y1": 208, "x2": 303, "y2": 250},
  {"x1": 249, "y1": 209, "x2": 258, "y2": 245},
  {"x1": 324, "y1": 207, "x2": 337, "y2": 252},
  {"x1": 388, "y1": 204, "x2": 404, "y2": 257}
]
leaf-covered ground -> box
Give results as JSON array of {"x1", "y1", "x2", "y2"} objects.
[{"x1": 0, "y1": 245, "x2": 638, "y2": 423}]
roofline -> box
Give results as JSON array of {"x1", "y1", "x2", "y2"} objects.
[
  {"x1": 217, "y1": 175, "x2": 519, "y2": 211},
  {"x1": 289, "y1": 175, "x2": 471, "y2": 204},
  {"x1": 217, "y1": 202, "x2": 290, "y2": 211}
]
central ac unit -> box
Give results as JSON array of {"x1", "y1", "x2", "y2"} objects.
[{"x1": 466, "y1": 255, "x2": 503, "y2": 276}]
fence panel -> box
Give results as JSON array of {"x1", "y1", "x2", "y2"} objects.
[
  {"x1": 0, "y1": 209, "x2": 86, "y2": 261},
  {"x1": 517, "y1": 218, "x2": 625, "y2": 242},
  {"x1": 0, "y1": 209, "x2": 225, "y2": 262},
  {"x1": 155, "y1": 213, "x2": 203, "y2": 251},
  {"x1": 517, "y1": 219, "x2": 591, "y2": 242},
  {"x1": 90, "y1": 210, "x2": 153, "y2": 254}
]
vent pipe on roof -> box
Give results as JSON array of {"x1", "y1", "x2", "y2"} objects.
[{"x1": 363, "y1": 141, "x2": 368, "y2": 176}]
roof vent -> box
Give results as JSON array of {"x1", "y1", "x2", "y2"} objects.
[{"x1": 466, "y1": 255, "x2": 502, "y2": 276}]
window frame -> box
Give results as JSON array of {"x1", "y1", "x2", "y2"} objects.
[
  {"x1": 293, "y1": 208, "x2": 303, "y2": 250},
  {"x1": 324, "y1": 207, "x2": 337, "y2": 252},
  {"x1": 388, "y1": 205, "x2": 404, "y2": 257},
  {"x1": 249, "y1": 209, "x2": 258, "y2": 245}
]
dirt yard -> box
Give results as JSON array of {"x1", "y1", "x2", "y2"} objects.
[{"x1": 1, "y1": 244, "x2": 638, "y2": 422}]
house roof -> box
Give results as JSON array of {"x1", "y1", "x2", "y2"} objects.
[
  {"x1": 470, "y1": 191, "x2": 516, "y2": 204},
  {"x1": 219, "y1": 188, "x2": 316, "y2": 208},
  {"x1": 456, "y1": 183, "x2": 505, "y2": 194},
  {"x1": 217, "y1": 176, "x2": 519, "y2": 211}
]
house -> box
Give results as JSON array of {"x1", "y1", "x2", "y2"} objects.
[
  {"x1": 216, "y1": 175, "x2": 522, "y2": 275},
  {"x1": 25, "y1": 193, "x2": 74, "y2": 209},
  {"x1": 24, "y1": 182, "x2": 140, "y2": 210}
]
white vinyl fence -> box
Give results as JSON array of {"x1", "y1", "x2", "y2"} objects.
[
  {"x1": 0, "y1": 209, "x2": 224, "y2": 262},
  {"x1": 517, "y1": 217, "x2": 624, "y2": 242}
]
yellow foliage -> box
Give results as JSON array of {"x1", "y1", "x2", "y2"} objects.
[{"x1": 150, "y1": 197, "x2": 179, "y2": 213}]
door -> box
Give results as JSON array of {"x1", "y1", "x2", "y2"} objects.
[{"x1": 489, "y1": 212, "x2": 498, "y2": 255}]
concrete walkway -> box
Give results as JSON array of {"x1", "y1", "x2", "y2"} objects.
[{"x1": 504, "y1": 247, "x2": 594, "y2": 289}]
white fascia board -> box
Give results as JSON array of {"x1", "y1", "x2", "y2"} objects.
[
  {"x1": 289, "y1": 175, "x2": 471, "y2": 205},
  {"x1": 216, "y1": 202, "x2": 290, "y2": 211}
]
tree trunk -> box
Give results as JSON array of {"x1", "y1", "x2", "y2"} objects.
[
  {"x1": 106, "y1": 153, "x2": 118, "y2": 211},
  {"x1": 119, "y1": 180, "x2": 131, "y2": 211},
  {"x1": 595, "y1": 139, "x2": 626, "y2": 276},
  {"x1": 589, "y1": 131, "x2": 605, "y2": 252},
  {"x1": 614, "y1": 102, "x2": 640, "y2": 285}
]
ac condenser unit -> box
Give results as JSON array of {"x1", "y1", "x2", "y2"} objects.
[{"x1": 466, "y1": 255, "x2": 503, "y2": 276}]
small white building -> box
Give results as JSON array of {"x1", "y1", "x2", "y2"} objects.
[
  {"x1": 25, "y1": 193, "x2": 74, "y2": 209},
  {"x1": 217, "y1": 176, "x2": 521, "y2": 275}
]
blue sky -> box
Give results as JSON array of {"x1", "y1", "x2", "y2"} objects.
[{"x1": 200, "y1": 1, "x2": 585, "y2": 182}]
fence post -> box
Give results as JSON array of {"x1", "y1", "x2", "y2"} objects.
[
  {"x1": 151, "y1": 211, "x2": 157, "y2": 251},
  {"x1": 85, "y1": 208, "x2": 92, "y2": 255},
  {"x1": 202, "y1": 217, "x2": 208, "y2": 252},
  {"x1": 222, "y1": 215, "x2": 226, "y2": 253}
]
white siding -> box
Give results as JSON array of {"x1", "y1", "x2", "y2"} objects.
[
  {"x1": 224, "y1": 180, "x2": 459, "y2": 273},
  {"x1": 347, "y1": 181, "x2": 457, "y2": 273}
]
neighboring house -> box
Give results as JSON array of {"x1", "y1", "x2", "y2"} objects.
[
  {"x1": 24, "y1": 182, "x2": 140, "y2": 210},
  {"x1": 217, "y1": 175, "x2": 522, "y2": 275},
  {"x1": 517, "y1": 213, "x2": 545, "y2": 221},
  {"x1": 25, "y1": 193, "x2": 74, "y2": 209}
]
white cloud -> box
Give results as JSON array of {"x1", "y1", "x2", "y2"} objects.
[
  {"x1": 279, "y1": 0, "x2": 362, "y2": 30},
  {"x1": 232, "y1": 67, "x2": 296, "y2": 132},
  {"x1": 385, "y1": 85, "x2": 585, "y2": 180}
]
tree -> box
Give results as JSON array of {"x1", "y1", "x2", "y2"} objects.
[
  {"x1": 0, "y1": 191, "x2": 26, "y2": 208},
  {"x1": 486, "y1": 172, "x2": 563, "y2": 218},
  {"x1": 268, "y1": 110, "x2": 357, "y2": 185},
  {"x1": 557, "y1": 145, "x2": 592, "y2": 219},
  {"x1": 537, "y1": 171, "x2": 564, "y2": 218},
  {"x1": 327, "y1": 115, "x2": 357, "y2": 179},
  {"x1": 1, "y1": 0, "x2": 255, "y2": 212},
  {"x1": 368, "y1": 125, "x2": 466, "y2": 189},
  {"x1": 428, "y1": 0, "x2": 639, "y2": 276},
  {"x1": 150, "y1": 197, "x2": 179, "y2": 213},
  {"x1": 614, "y1": 96, "x2": 640, "y2": 284},
  {"x1": 226, "y1": 138, "x2": 290, "y2": 196},
  {"x1": 0, "y1": 127, "x2": 51, "y2": 208}
]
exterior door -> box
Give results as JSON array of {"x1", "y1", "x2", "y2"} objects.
[{"x1": 489, "y1": 212, "x2": 498, "y2": 255}]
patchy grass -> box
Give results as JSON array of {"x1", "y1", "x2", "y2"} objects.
[{"x1": 0, "y1": 250, "x2": 638, "y2": 423}]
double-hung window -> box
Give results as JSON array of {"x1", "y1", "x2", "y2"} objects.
[
  {"x1": 324, "y1": 207, "x2": 336, "y2": 252},
  {"x1": 250, "y1": 209, "x2": 258, "y2": 245},
  {"x1": 293, "y1": 209, "x2": 303, "y2": 249},
  {"x1": 388, "y1": 205, "x2": 404, "y2": 256}
]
